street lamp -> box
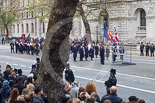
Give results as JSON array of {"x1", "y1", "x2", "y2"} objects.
[{"x1": 96, "y1": 25, "x2": 99, "y2": 43}]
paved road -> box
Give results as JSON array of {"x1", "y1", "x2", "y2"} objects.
[{"x1": 0, "y1": 45, "x2": 155, "y2": 103}]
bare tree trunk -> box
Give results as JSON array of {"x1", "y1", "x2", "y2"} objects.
[
  {"x1": 37, "y1": 0, "x2": 79, "y2": 102},
  {"x1": 4, "y1": 24, "x2": 9, "y2": 38},
  {"x1": 78, "y1": 2, "x2": 92, "y2": 43}
]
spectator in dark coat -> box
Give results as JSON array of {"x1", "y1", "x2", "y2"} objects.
[
  {"x1": 103, "y1": 86, "x2": 122, "y2": 103},
  {"x1": 128, "y1": 96, "x2": 139, "y2": 103},
  {"x1": 13, "y1": 76, "x2": 26, "y2": 95},
  {"x1": 59, "y1": 83, "x2": 72, "y2": 103},
  {"x1": 65, "y1": 63, "x2": 75, "y2": 84},
  {"x1": 33, "y1": 86, "x2": 45, "y2": 103}
]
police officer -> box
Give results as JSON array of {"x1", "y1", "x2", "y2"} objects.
[
  {"x1": 72, "y1": 44, "x2": 78, "y2": 62},
  {"x1": 65, "y1": 63, "x2": 75, "y2": 84},
  {"x1": 100, "y1": 45, "x2": 105, "y2": 65},
  {"x1": 150, "y1": 43, "x2": 154, "y2": 57},
  {"x1": 105, "y1": 68, "x2": 117, "y2": 89},
  {"x1": 145, "y1": 43, "x2": 149, "y2": 56}
]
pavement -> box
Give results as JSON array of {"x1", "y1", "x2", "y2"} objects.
[{"x1": 0, "y1": 44, "x2": 155, "y2": 103}]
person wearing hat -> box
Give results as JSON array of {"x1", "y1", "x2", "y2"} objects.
[
  {"x1": 105, "y1": 68, "x2": 117, "y2": 89},
  {"x1": 36, "y1": 58, "x2": 40, "y2": 70},
  {"x1": 128, "y1": 96, "x2": 139, "y2": 103},
  {"x1": 0, "y1": 80, "x2": 11, "y2": 103},
  {"x1": 65, "y1": 63, "x2": 75, "y2": 84},
  {"x1": 33, "y1": 86, "x2": 45, "y2": 103},
  {"x1": 18, "y1": 68, "x2": 27, "y2": 81},
  {"x1": 100, "y1": 45, "x2": 105, "y2": 65},
  {"x1": 30, "y1": 64, "x2": 37, "y2": 81},
  {"x1": 8, "y1": 68, "x2": 18, "y2": 87}
]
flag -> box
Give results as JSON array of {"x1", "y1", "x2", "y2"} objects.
[
  {"x1": 104, "y1": 24, "x2": 116, "y2": 42},
  {"x1": 114, "y1": 27, "x2": 119, "y2": 42}
]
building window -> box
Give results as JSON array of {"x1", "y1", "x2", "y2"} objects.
[
  {"x1": 43, "y1": 22, "x2": 45, "y2": 33},
  {"x1": 26, "y1": 23, "x2": 29, "y2": 33},
  {"x1": 31, "y1": 23, "x2": 34, "y2": 33},
  {"x1": 17, "y1": 24, "x2": 19, "y2": 33},
  {"x1": 21, "y1": 24, "x2": 24, "y2": 33},
  {"x1": 140, "y1": 10, "x2": 146, "y2": 26}
]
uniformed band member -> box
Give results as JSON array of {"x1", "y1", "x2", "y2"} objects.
[
  {"x1": 95, "y1": 44, "x2": 99, "y2": 58},
  {"x1": 89, "y1": 46, "x2": 94, "y2": 60},
  {"x1": 145, "y1": 43, "x2": 149, "y2": 56},
  {"x1": 72, "y1": 44, "x2": 78, "y2": 62},
  {"x1": 65, "y1": 63, "x2": 75, "y2": 84},
  {"x1": 112, "y1": 44, "x2": 117, "y2": 62},
  {"x1": 84, "y1": 45, "x2": 89, "y2": 61},
  {"x1": 105, "y1": 68, "x2": 117, "y2": 89},
  {"x1": 150, "y1": 43, "x2": 154, "y2": 57},
  {"x1": 79, "y1": 45, "x2": 84, "y2": 61},
  {"x1": 10, "y1": 42, "x2": 15, "y2": 53},
  {"x1": 100, "y1": 45, "x2": 105, "y2": 65}
]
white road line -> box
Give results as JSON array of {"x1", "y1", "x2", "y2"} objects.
[
  {"x1": 75, "y1": 75, "x2": 155, "y2": 94},
  {"x1": 71, "y1": 66, "x2": 155, "y2": 81}
]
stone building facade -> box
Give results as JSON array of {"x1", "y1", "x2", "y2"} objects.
[
  {"x1": 1, "y1": 0, "x2": 155, "y2": 43},
  {"x1": 71, "y1": 0, "x2": 155, "y2": 43}
]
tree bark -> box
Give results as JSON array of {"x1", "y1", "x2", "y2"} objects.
[
  {"x1": 37, "y1": 0, "x2": 79, "y2": 102},
  {"x1": 78, "y1": 2, "x2": 92, "y2": 43},
  {"x1": 4, "y1": 24, "x2": 9, "y2": 37}
]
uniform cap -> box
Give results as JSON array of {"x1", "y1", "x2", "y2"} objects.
[
  {"x1": 3, "y1": 80, "x2": 9, "y2": 86},
  {"x1": 128, "y1": 96, "x2": 139, "y2": 102},
  {"x1": 32, "y1": 64, "x2": 36, "y2": 68},
  {"x1": 66, "y1": 62, "x2": 70, "y2": 67},
  {"x1": 110, "y1": 68, "x2": 116, "y2": 74}
]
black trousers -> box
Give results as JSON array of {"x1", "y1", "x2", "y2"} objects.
[{"x1": 151, "y1": 51, "x2": 154, "y2": 57}]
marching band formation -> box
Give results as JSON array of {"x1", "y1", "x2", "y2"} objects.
[{"x1": 10, "y1": 37, "x2": 44, "y2": 56}]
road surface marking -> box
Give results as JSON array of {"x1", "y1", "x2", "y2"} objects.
[
  {"x1": 75, "y1": 75, "x2": 155, "y2": 94},
  {"x1": 72, "y1": 66, "x2": 155, "y2": 81}
]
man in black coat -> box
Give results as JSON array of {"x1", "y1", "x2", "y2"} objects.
[
  {"x1": 140, "y1": 42, "x2": 144, "y2": 56},
  {"x1": 145, "y1": 43, "x2": 149, "y2": 56},
  {"x1": 72, "y1": 45, "x2": 78, "y2": 62},
  {"x1": 102, "y1": 86, "x2": 122, "y2": 103},
  {"x1": 65, "y1": 63, "x2": 75, "y2": 84},
  {"x1": 95, "y1": 44, "x2": 99, "y2": 58},
  {"x1": 89, "y1": 46, "x2": 94, "y2": 60},
  {"x1": 150, "y1": 43, "x2": 154, "y2": 57},
  {"x1": 79, "y1": 45, "x2": 84, "y2": 61},
  {"x1": 13, "y1": 76, "x2": 26, "y2": 95},
  {"x1": 59, "y1": 83, "x2": 72, "y2": 103},
  {"x1": 105, "y1": 68, "x2": 117, "y2": 90},
  {"x1": 84, "y1": 45, "x2": 89, "y2": 61},
  {"x1": 100, "y1": 45, "x2": 105, "y2": 65}
]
